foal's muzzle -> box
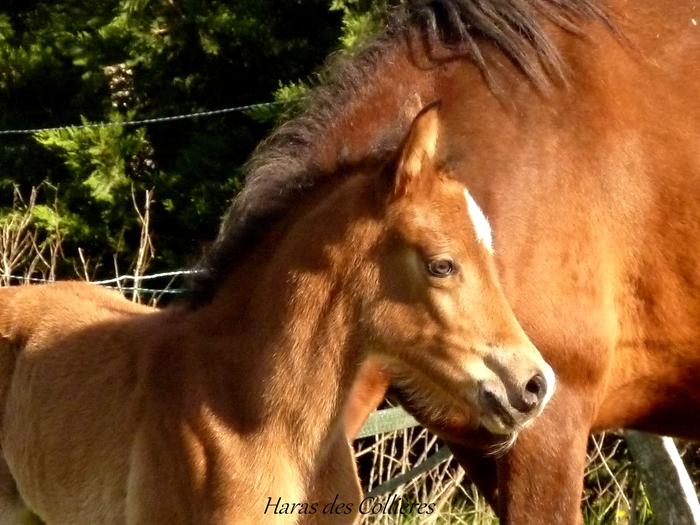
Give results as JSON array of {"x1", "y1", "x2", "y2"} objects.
[{"x1": 477, "y1": 366, "x2": 554, "y2": 434}]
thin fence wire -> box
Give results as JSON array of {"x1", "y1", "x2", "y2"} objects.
[
  {"x1": 2, "y1": 270, "x2": 196, "y2": 294},
  {"x1": 0, "y1": 101, "x2": 284, "y2": 136},
  {"x1": 91, "y1": 269, "x2": 202, "y2": 285}
]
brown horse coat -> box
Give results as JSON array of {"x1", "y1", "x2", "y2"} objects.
[{"x1": 319, "y1": 0, "x2": 699, "y2": 522}]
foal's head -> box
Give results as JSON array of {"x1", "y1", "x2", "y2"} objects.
[
  {"x1": 355, "y1": 104, "x2": 554, "y2": 436},
  {"x1": 195, "y1": 102, "x2": 554, "y2": 438}
]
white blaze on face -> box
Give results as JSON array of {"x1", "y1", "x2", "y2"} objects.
[{"x1": 464, "y1": 190, "x2": 493, "y2": 253}]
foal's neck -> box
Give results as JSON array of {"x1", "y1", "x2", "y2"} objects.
[{"x1": 187, "y1": 176, "x2": 377, "y2": 473}]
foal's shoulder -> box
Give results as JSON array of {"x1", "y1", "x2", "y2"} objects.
[
  {"x1": 47, "y1": 281, "x2": 150, "y2": 309},
  {"x1": 1, "y1": 281, "x2": 156, "y2": 349}
]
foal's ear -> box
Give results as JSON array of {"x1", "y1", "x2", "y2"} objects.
[{"x1": 392, "y1": 101, "x2": 441, "y2": 198}]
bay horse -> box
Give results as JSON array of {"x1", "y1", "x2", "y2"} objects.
[
  {"x1": 316, "y1": 0, "x2": 698, "y2": 523},
  {"x1": 0, "y1": 105, "x2": 553, "y2": 524}
]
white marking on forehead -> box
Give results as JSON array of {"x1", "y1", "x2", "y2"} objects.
[{"x1": 464, "y1": 190, "x2": 494, "y2": 253}]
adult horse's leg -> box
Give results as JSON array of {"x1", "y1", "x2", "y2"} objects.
[
  {"x1": 495, "y1": 381, "x2": 594, "y2": 525},
  {"x1": 343, "y1": 359, "x2": 390, "y2": 440},
  {"x1": 307, "y1": 435, "x2": 362, "y2": 525},
  {"x1": 446, "y1": 445, "x2": 499, "y2": 509},
  {"x1": 0, "y1": 458, "x2": 32, "y2": 525}
]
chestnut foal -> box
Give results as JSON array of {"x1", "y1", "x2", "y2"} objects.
[{"x1": 0, "y1": 106, "x2": 552, "y2": 524}]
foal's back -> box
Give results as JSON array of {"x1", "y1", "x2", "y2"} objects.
[{"x1": 0, "y1": 283, "x2": 155, "y2": 523}]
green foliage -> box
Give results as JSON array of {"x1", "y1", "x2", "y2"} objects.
[
  {"x1": 250, "y1": 0, "x2": 389, "y2": 126},
  {"x1": 331, "y1": 0, "x2": 389, "y2": 50},
  {"x1": 35, "y1": 120, "x2": 143, "y2": 204},
  {"x1": 0, "y1": 0, "x2": 347, "y2": 276},
  {"x1": 30, "y1": 119, "x2": 154, "y2": 263},
  {"x1": 0, "y1": 0, "x2": 392, "y2": 277}
]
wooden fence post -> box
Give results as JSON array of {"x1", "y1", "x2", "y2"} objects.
[{"x1": 626, "y1": 431, "x2": 700, "y2": 525}]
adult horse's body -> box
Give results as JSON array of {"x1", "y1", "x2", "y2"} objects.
[
  {"x1": 0, "y1": 107, "x2": 553, "y2": 524},
  {"x1": 329, "y1": 0, "x2": 699, "y2": 523}
]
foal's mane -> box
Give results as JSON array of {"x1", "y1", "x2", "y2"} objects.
[{"x1": 188, "y1": 0, "x2": 609, "y2": 305}]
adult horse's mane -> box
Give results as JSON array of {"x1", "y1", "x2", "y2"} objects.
[{"x1": 188, "y1": 0, "x2": 610, "y2": 305}]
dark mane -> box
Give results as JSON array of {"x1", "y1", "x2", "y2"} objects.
[{"x1": 187, "y1": 0, "x2": 610, "y2": 305}]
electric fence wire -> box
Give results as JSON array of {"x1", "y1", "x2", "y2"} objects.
[
  {"x1": 0, "y1": 100, "x2": 284, "y2": 136},
  {"x1": 1, "y1": 270, "x2": 199, "y2": 294}
]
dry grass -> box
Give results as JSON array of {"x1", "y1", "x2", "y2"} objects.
[
  {"x1": 354, "y1": 424, "x2": 659, "y2": 525},
  {"x1": 354, "y1": 424, "x2": 494, "y2": 525},
  {"x1": 0, "y1": 185, "x2": 63, "y2": 285},
  {"x1": 0, "y1": 185, "x2": 168, "y2": 305}
]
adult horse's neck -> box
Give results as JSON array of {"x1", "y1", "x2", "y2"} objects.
[{"x1": 307, "y1": 43, "x2": 438, "y2": 177}]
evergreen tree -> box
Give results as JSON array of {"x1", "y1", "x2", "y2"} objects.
[{"x1": 0, "y1": 0, "x2": 387, "y2": 278}]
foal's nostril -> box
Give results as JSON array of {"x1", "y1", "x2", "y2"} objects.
[{"x1": 521, "y1": 373, "x2": 547, "y2": 411}]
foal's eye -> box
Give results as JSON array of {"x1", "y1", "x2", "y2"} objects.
[{"x1": 427, "y1": 259, "x2": 455, "y2": 277}]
